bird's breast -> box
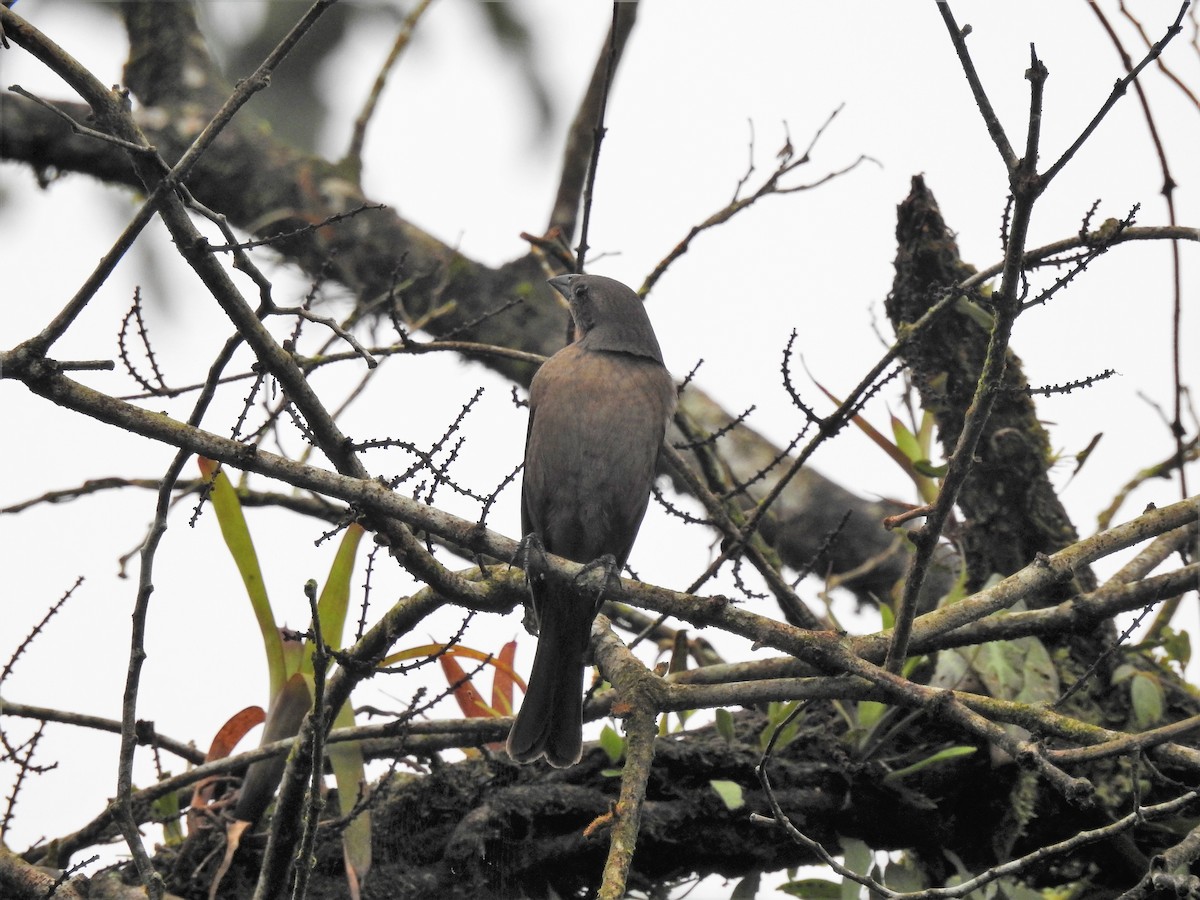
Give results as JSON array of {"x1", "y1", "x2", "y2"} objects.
[{"x1": 521, "y1": 345, "x2": 675, "y2": 564}]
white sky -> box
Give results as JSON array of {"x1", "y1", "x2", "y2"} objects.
[{"x1": 2, "y1": 1, "x2": 1197, "y2": 895}]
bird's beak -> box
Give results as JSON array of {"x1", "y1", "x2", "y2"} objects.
[{"x1": 548, "y1": 274, "x2": 575, "y2": 299}]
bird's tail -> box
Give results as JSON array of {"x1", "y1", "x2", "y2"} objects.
[{"x1": 507, "y1": 597, "x2": 591, "y2": 768}]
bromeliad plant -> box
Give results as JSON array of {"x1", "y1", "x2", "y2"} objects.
[
  {"x1": 375, "y1": 638, "x2": 523, "y2": 754},
  {"x1": 195, "y1": 457, "x2": 370, "y2": 899}
]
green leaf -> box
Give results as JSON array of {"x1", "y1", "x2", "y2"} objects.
[
  {"x1": 882, "y1": 746, "x2": 977, "y2": 784},
  {"x1": 938, "y1": 560, "x2": 971, "y2": 607},
  {"x1": 1111, "y1": 663, "x2": 1137, "y2": 684},
  {"x1": 199, "y1": 458, "x2": 283, "y2": 697},
  {"x1": 599, "y1": 724, "x2": 625, "y2": 764},
  {"x1": 856, "y1": 700, "x2": 886, "y2": 731},
  {"x1": 891, "y1": 415, "x2": 922, "y2": 464},
  {"x1": 838, "y1": 837, "x2": 873, "y2": 900},
  {"x1": 777, "y1": 878, "x2": 841, "y2": 898},
  {"x1": 316, "y1": 524, "x2": 363, "y2": 652},
  {"x1": 883, "y1": 855, "x2": 927, "y2": 891},
  {"x1": 1130, "y1": 672, "x2": 1165, "y2": 730},
  {"x1": 933, "y1": 648, "x2": 970, "y2": 688},
  {"x1": 970, "y1": 634, "x2": 1059, "y2": 705},
  {"x1": 302, "y1": 524, "x2": 364, "y2": 675},
  {"x1": 999, "y1": 880, "x2": 1049, "y2": 899},
  {"x1": 840, "y1": 835, "x2": 872, "y2": 879},
  {"x1": 281, "y1": 630, "x2": 305, "y2": 681},
  {"x1": 715, "y1": 708, "x2": 735, "y2": 743},
  {"x1": 890, "y1": 412, "x2": 942, "y2": 502},
  {"x1": 151, "y1": 783, "x2": 183, "y2": 847},
  {"x1": 328, "y1": 697, "x2": 371, "y2": 893},
  {"x1": 916, "y1": 409, "x2": 935, "y2": 457},
  {"x1": 913, "y1": 459, "x2": 948, "y2": 478},
  {"x1": 1162, "y1": 627, "x2": 1192, "y2": 671},
  {"x1": 954, "y1": 294, "x2": 996, "y2": 329},
  {"x1": 900, "y1": 654, "x2": 927, "y2": 679},
  {"x1": 809, "y1": 381, "x2": 916, "y2": 482},
  {"x1": 760, "y1": 701, "x2": 803, "y2": 752},
  {"x1": 709, "y1": 779, "x2": 744, "y2": 810}
]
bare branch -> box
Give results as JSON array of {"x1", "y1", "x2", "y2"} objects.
[
  {"x1": 344, "y1": 0, "x2": 438, "y2": 177},
  {"x1": 934, "y1": 3, "x2": 1018, "y2": 168},
  {"x1": 547, "y1": 3, "x2": 638, "y2": 240}
]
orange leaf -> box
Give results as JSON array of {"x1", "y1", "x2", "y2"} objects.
[
  {"x1": 491, "y1": 640, "x2": 518, "y2": 716},
  {"x1": 381, "y1": 643, "x2": 526, "y2": 693},
  {"x1": 208, "y1": 819, "x2": 254, "y2": 900},
  {"x1": 439, "y1": 654, "x2": 490, "y2": 718},
  {"x1": 205, "y1": 706, "x2": 266, "y2": 762},
  {"x1": 809, "y1": 379, "x2": 918, "y2": 479},
  {"x1": 187, "y1": 706, "x2": 266, "y2": 833}
]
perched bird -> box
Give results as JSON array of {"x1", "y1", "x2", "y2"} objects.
[{"x1": 507, "y1": 273, "x2": 676, "y2": 768}]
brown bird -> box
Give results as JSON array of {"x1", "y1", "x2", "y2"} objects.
[{"x1": 507, "y1": 273, "x2": 676, "y2": 767}]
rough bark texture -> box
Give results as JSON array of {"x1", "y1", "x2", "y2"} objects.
[
  {"x1": 137, "y1": 708, "x2": 987, "y2": 899},
  {"x1": 886, "y1": 176, "x2": 1097, "y2": 598},
  {"x1": 82, "y1": 693, "x2": 1200, "y2": 899}
]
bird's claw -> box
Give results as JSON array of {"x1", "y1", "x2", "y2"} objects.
[
  {"x1": 513, "y1": 532, "x2": 548, "y2": 579},
  {"x1": 574, "y1": 553, "x2": 621, "y2": 609}
]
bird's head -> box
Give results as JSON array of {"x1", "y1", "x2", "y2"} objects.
[{"x1": 548, "y1": 274, "x2": 665, "y2": 364}]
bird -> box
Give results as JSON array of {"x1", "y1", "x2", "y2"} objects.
[{"x1": 507, "y1": 273, "x2": 676, "y2": 768}]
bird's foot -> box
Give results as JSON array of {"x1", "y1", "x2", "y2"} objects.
[
  {"x1": 513, "y1": 533, "x2": 548, "y2": 636},
  {"x1": 513, "y1": 532, "x2": 548, "y2": 579},
  {"x1": 574, "y1": 553, "x2": 621, "y2": 610}
]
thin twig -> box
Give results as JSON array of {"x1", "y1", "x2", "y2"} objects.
[
  {"x1": 269, "y1": 304, "x2": 378, "y2": 368},
  {"x1": 1091, "y1": 1, "x2": 1191, "y2": 518},
  {"x1": 7, "y1": 84, "x2": 157, "y2": 154},
  {"x1": 885, "y1": 31, "x2": 1050, "y2": 674},
  {"x1": 1042, "y1": 2, "x2": 1189, "y2": 185},
  {"x1": 1, "y1": 700, "x2": 205, "y2": 765},
  {"x1": 3, "y1": 0, "x2": 339, "y2": 356},
  {"x1": 640, "y1": 107, "x2": 871, "y2": 298},
  {"x1": 546, "y1": 3, "x2": 637, "y2": 238},
  {"x1": 575, "y1": 2, "x2": 622, "y2": 273},
  {"x1": 934, "y1": 4, "x2": 1018, "y2": 168},
  {"x1": 289, "y1": 581, "x2": 328, "y2": 900},
  {"x1": 344, "y1": 0, "x2": 437, "y2": 175}
]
